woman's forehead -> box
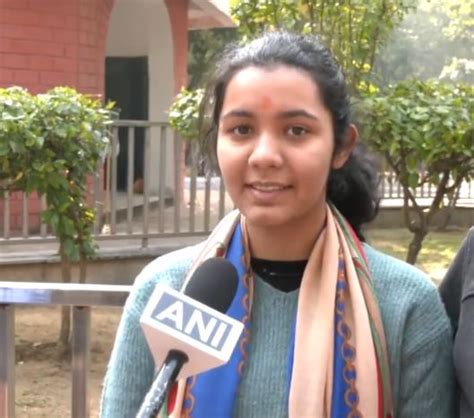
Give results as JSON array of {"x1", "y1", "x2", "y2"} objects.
[
  {"x1": 221, "y1": 66, "x2": 324, "y2": 114},
  {"x1": 229, "y1": 64, "x2": 315, "y2": 85}
]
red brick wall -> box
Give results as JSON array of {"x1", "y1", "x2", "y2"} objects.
[
  {"x1": 164, "y1": 0, "x2": 189, "y2": 94},
  {"x1": 0, "y1": 0, "x2": 114, "y2": 93},
  {"x1": 165, "y1": 0, "x2": 189, "y2": 206},
  {"x1": 0, "y1": 0, "x2": 115, "y2": 233},
  {"x1": 77, "y1": 0, "x2": 115, "y2": 94},
  {"x1": 0, "y1": 191, "x2": 41, "y2": 235}
]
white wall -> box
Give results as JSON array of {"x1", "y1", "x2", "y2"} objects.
[{"x1": 106, "y1": 0, "x2": 174, "y2": 120}]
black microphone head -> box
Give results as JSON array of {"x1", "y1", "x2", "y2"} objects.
[{"x1": 183, "y1": 258, "x2": 239, "y2": 313}]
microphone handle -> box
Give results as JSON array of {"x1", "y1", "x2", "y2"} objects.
[{"x1": 136, "y1": 350, "x2": 189, "y2": 418}]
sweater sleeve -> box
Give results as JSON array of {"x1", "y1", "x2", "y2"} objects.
[
  {"x1": 397, "y1": 284, "x2": 456, "y2": 418},
  {"x1": 99, "y1": 249, "x2": 194, "y2": 418},
  {"x1": 99, "y1": 275, "x2": 155, "y2": 418}
]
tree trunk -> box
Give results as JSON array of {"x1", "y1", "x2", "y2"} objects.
[
  {"x1": 406, "y1": 229, "x2": 427, "y2": 265},
  {"x1": 79, "y1": 253, "x2": 87, "y2": 284},
  {"x1": 59, "y1": 244, "x2": 72, "y2": 356},
  {"x1": 438, "y1": 185, "x2": 461, "y2": 231}
]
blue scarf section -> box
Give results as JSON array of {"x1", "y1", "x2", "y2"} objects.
[{"x1": 183, "y1": 223, "x2": 353, "y2": 417}]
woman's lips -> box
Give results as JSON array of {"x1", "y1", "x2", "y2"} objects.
[
  {"x1": 246, "y1": 182, "x2": 291, "y2": 203},
  {"x1": 249, "y1": 182, "x2": 287, "y2": 191}
]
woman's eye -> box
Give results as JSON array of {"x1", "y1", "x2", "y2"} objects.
[
  {"x1": 287, "y1": 126, "x2": 308, "y2": 136},
  {"x1": 231, "y1": 125, "x2": 252, "y2": 136}
]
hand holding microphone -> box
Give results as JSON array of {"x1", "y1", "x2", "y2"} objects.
[{"x1": 137, "y1": 258, "x2": 243, "y2": 418}]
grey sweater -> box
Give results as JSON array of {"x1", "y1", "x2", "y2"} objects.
[
  {"x1": 100, "y1": 243, "x2": 455, "y2": 418},
  {"x1": 440, "y1": 228, "x2": 474, "y2": 418}
]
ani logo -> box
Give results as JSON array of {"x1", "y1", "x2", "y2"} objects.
[{"x1": 151, "y1": 293, "x2": 232, "y2": 350}]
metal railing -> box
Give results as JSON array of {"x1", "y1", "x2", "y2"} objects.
[
  {"x1": 0, "y1": 282, "x2": 131, "y2": 418},
  {"x1": 0, "y1": 121, "x2": 235, "y2": 248},
  {"x1": 378, "y1": 166, "x2": 474, "y2": 201},
  {"x1": 1, "y1": 120, "x2": 473, "y2": 248}
]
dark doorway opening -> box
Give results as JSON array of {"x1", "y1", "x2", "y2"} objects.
[{"x1": 105, "y1": 56, "x2": 149, "y2": 191}]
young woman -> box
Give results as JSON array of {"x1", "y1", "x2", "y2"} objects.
[
  {"x1": 100, "y1": 31, "x2": 454, "y2": 418},
  {"x1": 440, "y1": 228, "x2": 474, "y2": 418}
]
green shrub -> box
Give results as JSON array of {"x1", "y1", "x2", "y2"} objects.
[{"x1": 168, "y1": 87, "x2": 204, "y2": 140}]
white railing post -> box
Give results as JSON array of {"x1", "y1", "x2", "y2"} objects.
[
  {"x1": 0, "y1": 304, "x2": 15, "y2": 418},
  {"x1": 0, "y1": 282, "x2": 131, "y2": 418},
  {"x1": 72, "y1": 306, "x2": 91, "y2": 418}
]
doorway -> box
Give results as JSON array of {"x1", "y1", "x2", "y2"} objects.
[{"x1": 105, "y1": 56, "x2": 149, "y2": 191}]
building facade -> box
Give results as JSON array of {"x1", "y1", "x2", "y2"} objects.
[{"x1": 0, "y1": 0, "x2": 234, "y2": 232}]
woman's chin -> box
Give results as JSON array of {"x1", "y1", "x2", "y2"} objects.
[{"x1": 241, "y1": 207, "x2": 291, "y2": 229}]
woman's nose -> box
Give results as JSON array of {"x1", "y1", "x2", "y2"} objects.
[{"x1": 248, "y1": 132, "x2": 283, "y2": 168}]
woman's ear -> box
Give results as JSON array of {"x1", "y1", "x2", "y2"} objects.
[{"x1": 331, "y1": 124, "x2": 358, "y2": 169}]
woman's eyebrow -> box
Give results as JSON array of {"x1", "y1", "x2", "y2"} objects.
[
  {"x1": 221, "y1": 110, "x2": 253, "y2": 119},
  {"x1": 220, "y1": 109, "x2": 319, "y2": 121},
  {"x1": 277, "y1": 110, "x2": 319, "y2": 120}
]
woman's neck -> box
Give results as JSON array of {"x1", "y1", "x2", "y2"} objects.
[{"x1": 245, "y1": 214, "x2": 326, "y2": 261}]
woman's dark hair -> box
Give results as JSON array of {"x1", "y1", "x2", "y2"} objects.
[{"x1": 198, "y1": 30, "x2": 379, "y2": 240}]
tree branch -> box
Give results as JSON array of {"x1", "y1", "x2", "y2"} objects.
[
  {"x1": 320, "y1": 0, "x2": 325, "y2": 33},
  {"x1": 308, "y1": 0, "x2": 316, "y2": 34},
  {"x1": 386, "y1": 150, "x2": 423, "y2": 233}
]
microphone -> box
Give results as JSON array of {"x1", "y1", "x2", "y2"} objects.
[{"x1": 137, "y1": 258, "x2": 243, "y2": 418}]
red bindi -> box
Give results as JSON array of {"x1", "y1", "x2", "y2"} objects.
[{"x1": 260, "y1": 96, "x2": 273, "y2": 109}]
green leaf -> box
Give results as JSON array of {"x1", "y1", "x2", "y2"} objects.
[
  {"x1": 63, "y1": 238, "x2": 79, "y2": 261},
  {"x1": 407, "y1": 173, "x2": 419, "y2": 188},
  {"x1": 0, "y1": 142, "x2": 8, "y2": 156},
  {"x1": 0, "y1": 85, "x2": 114, "y2": 262}
]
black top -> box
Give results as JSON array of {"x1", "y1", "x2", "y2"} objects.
[
  {"x1": 439, "y1": 227, "x2": 474, "y2": 418},
  {"x1": 250, "y1": 258, "x2": 307, "y2": 292}
]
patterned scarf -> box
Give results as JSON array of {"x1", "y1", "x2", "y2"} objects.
[{"x1": 161, "y1": 205, "x2": 393, "y2": 418}]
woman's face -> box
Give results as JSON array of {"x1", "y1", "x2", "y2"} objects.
[{"x1": 217, "y1": 65, "x2": 352, "y2": 232}]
